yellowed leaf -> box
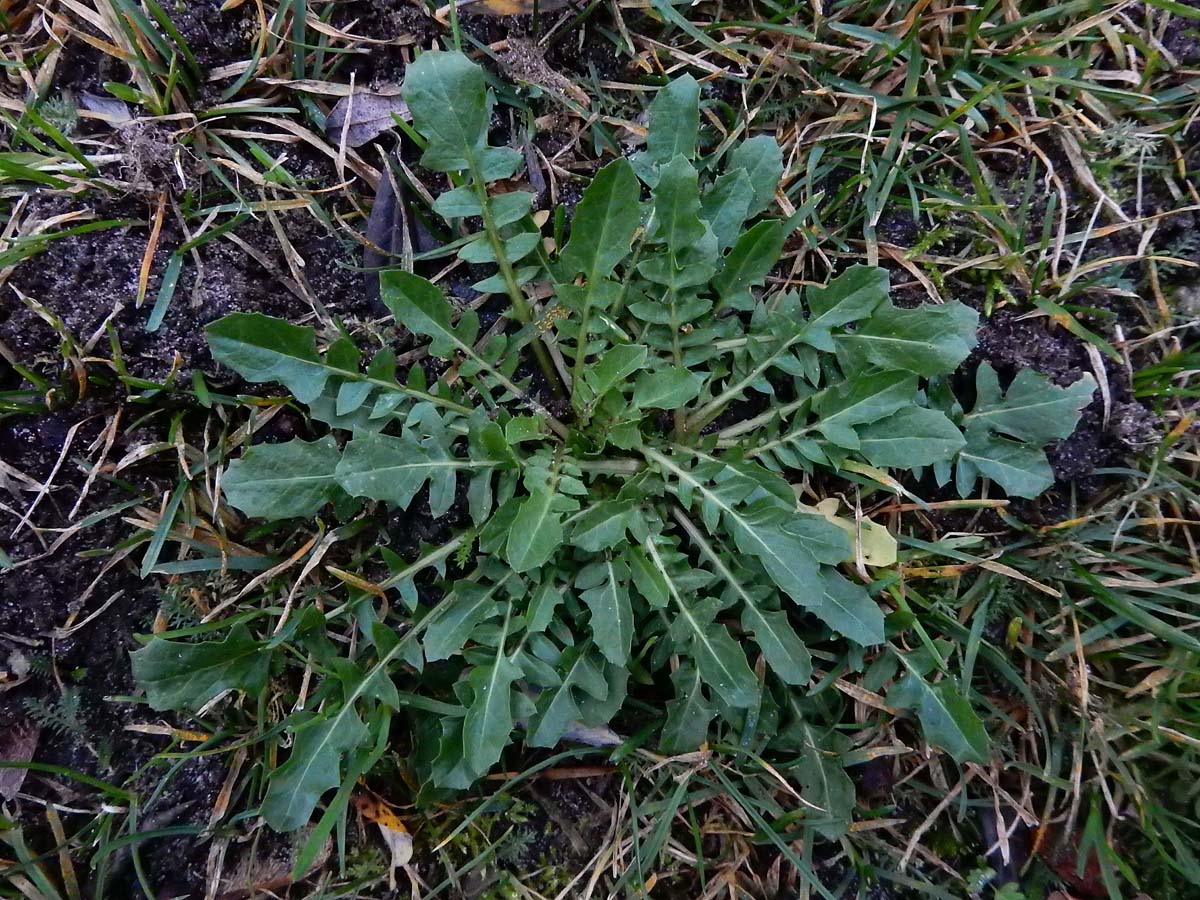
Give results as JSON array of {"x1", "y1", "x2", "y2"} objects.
[
  {"x1": 807, "y1": 498, "x2": 897, "y2": 567},
  {"x1": 354, "y1": 793, "x2": 413, "y2": 890}
]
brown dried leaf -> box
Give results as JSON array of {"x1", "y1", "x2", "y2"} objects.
[
  {"x1": 437, "y1": 0, "x2": 573, "y2": 17},
  {"x1": 325, "y1": 92, "x2": 411, "y2": 148},
  {"x1": 0, "y1": 718, "x2": 40, "y2": 801}
]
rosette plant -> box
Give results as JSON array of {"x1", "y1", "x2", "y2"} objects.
[{"x1": 132, "y1": 51, "x2": 1094, "y2": 841}]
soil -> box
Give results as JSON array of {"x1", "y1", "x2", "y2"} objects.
[
  {"x1": 0, "y1": 185, "x2": 376, "y2": 385},
  {"x1": 970, "y1": 307, "x2": 1160, "y2": 487},
  {"x1": 0, "y1": 396, "x2": 214, "y2": 897}
]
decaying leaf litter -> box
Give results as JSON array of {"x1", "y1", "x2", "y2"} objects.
[{"x1": 1, "y1": 0, "x2": 1198, "y2": 898}]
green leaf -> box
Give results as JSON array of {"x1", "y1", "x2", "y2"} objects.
[
  {"x1": 687, "y1": 614, "x2": 759, "y2": 709},
  {"x1": 646, "y1": 75, "x2": 700, "y2": 165},
  {"x1": 580, "y1": 343, "x2": 647, "y2": 404},
  {"x1": 646, "y1": 449, "x2": 882, "y2": 644},
  {"x1": 804, "y1": 265, "x2": 890, "y2": 350},
  {"x1": 727, "y1": 135, "x2": 784, "y2": 216},
  {"x1": 628, "y1": 544, "x2": 669, "y2": 607},
  {"x1": 529, "y1": 645, "x2": 608, "y2": 747},
  {"x1": 263, "y1": 707, "x2": 369, "y2": 831},
  {"x1": 504, "y1": 416, "x2": 544, "y2": 444},
  {"x1": 579, "y1": 662, "x2": 627, "y2": 726},
  {"x1": 463, "y1": 651, "x2": 522, "y2": 774},
  {"x1": 559, "y1": 158, "x2": 641, "y2": 280},
  {"x1": 459, "y1": 231, "x2": 541, "y2": 264},
  {"x1": 336, "y1": 431, "x2": 490, "y2": 510},
  {"x1": 660, "y1": 665, "x2": 715, "y2": 753},
  {"x1": 779, "y1": 514, "x2": 853, "y2": 565},
  {"x1": 795, "y1": 723, "x2": 855, "y2": 839},
  {"x1": 712, "y1": 219, "x2": 786, "y2": 309},
  {"x1": 855, "y1": 407, "x2": 965, "y2": 469},
  {"x1": 259, "y1": 570, "x2": 415, "y2": 831},
  {"x1": 633, "y1": 368, "x2": 705, "y2": 409},
  {"x1": 506, "y1": 489, "x2": 566, "y2": 572},
  {"x1": 839, "y1": 299, "x2": 978, "y2": 376},
  {"x1": 964, "y1": 364, "x2": 1095, "y2": 444},
  {"x1": 578, "y1": 557, "x2": 634, "y2": 665},
  {"x1": 223, "y1": 436, "x2": 342, "y2": 519},
  {"x1": 526, "y1": 580, "x2": 564, "y2": 633},
  {"x1": 571, "y1": 500, "x2": 637, "y2": 552},
  {"x1": 702, "y1": 169, "x2": 754, "y2": 250},
  {"x1": 647, "y1": 538, "x2": 758, "y2": 707},
  {"x1": 403, "y1": 50, "x2": 489, "y2": 174},
  {"x1": 649, "y1": 155, "x2": 708, "y2": 252},
  {"x1": 130, "y1": 624, "x2": 270, "y2": 711},
  {"x1": 811, "y1": 570, "x2": 885, "y2": 646},
  {"x1": 490, "y1": 191, "x2": 535, "y2": 227},
  {"x1": 674, "y1": 512, "x2": 812, "y2": 687},
  {"x1": 729, "y1": 517, "x2": 820, "y2": 606},
  {"x1": 815, "y1": 370, "x2": 917, "y2": 438},
  {"x1": 742, "y1": 605, "x2": 812, "y2": 686},
  {"x1": 887, "y1": 665, "x2": 989, "y2": 765},
  {"x1": 958, "y1": 428, "x2": 1054, "y2": 499},
  {"x1": 432, "y1": 185, "x2": 481, "y2": 218},
  {"x1": 206, "y1": 313, "x2": 330, "y2": 403},
  {"x1": 424, "y1": 581, "x2": 506, "y2": 661},
  {"x1": 379, "y1": 270, "x2": 474, "y2": 359}
]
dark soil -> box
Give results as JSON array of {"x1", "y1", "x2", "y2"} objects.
[
  {"x1": 1, "y1": 186, "x2": 375, "y2": 386},
  {"x1": 969, "y1": 308, "x2": 1159, "y2": 497},
  {"x1": 0, "y1": 393, "x2": 221, "y2": 896}
]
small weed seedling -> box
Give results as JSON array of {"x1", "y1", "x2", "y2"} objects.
[{"x1": 131, "y1": 52, "x2": 1095, "y2": 845}]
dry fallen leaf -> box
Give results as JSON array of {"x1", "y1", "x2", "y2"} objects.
[
  {"x1": 325, "y1": 92, "x2": 411, "y2": 148},
  {"x1": 436, "y1": 0, "x2": 573, "y2": 19},
  {"x1": 78, "y1": 92, "x2": 134, "y2": 124},
  {"x1": 0, "y1": 718, "x2": 39, "y2": 801},
  {"x1": 560, "y1": 720, "x2": 621, "y2": 747},
  {"x1": 354, "y1": 792, "x2": 414, "y2": 891}
]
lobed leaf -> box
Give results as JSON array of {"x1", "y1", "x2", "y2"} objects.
[
  {"x1": 964, "y1": 363, "x2": 1095, "y2": 444},
  {"x1": 463, "y1": 651, "x2": 522, "y2": 774},
  {"x1": 795, "y1": 723, "x2": 855, "y2": 839},
  {"x1": 957, "y1": 428, "x2": 1055, "y2": 499},
  {"x1": 887, "y1": 664, "x2": 988, "y2": 765},
  {"x1": 855, "y1": 406, "x2": 965, "y2": 469},
  {"x1": 263, "y1": 707, "x2": 369, "y2": 831},
  {"x1": 727, "y1": 135, "x2": 784, "y2": 216},
  {"x1": 578, "y1": 556, "x2": 634, "y2": 666},
  {"x1": 130, "y1": 624, "x2": 270, "y2": 711},
  {"x1": 207, "y1": 313, "x2": 330, "y2": 404},
  {"x1": 223, "y1": 436, "x2": 342, "y2": 519},
  {"x1": 660, "y1": 666, "x2": 715, "y2": 753},
  {"x1": 838, "y1": 299, "x2": 978, "y2": 376},
  {"x1": 644, "y1": 75, "x2": 700, "y2": 166}
]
